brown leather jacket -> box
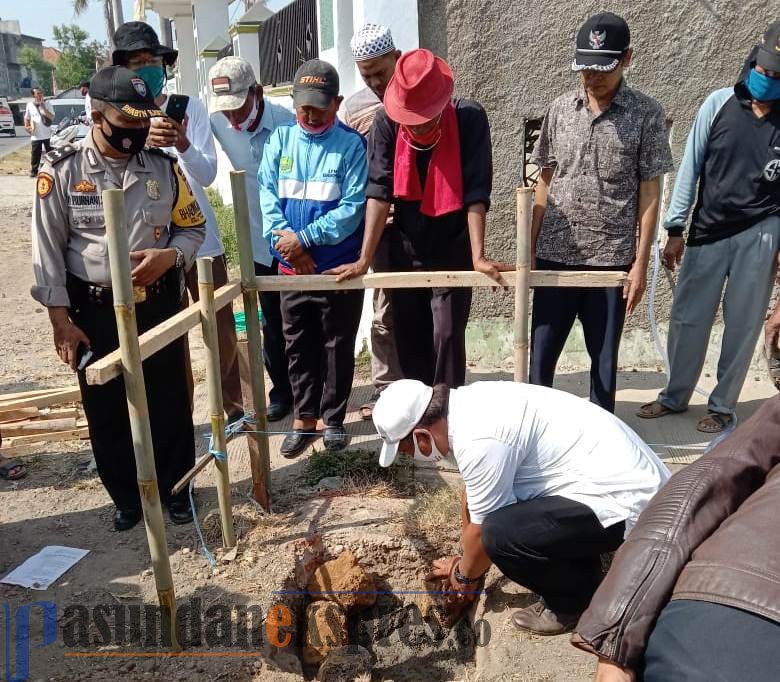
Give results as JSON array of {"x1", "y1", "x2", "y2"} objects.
[{"x1": 572, "y1": 395, "x2": 780, "y2": 670}]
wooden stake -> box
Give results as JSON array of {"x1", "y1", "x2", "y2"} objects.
[
  {"x1": 514, "y1": 187, "x2": 533, "y2": 382},
  {"x1": 197, "y1": 257, "x2": 236, "y2": 549},
  {"x1": 102, "y1": 188, "x2": 179, "y2": 651},
  {"x1": 230, "y1": 171, "x2": 271, "y2": 510}
]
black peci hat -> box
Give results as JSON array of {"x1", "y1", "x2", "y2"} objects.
[
  {"x1": 89, "y1": 66, "x2": 164, "y2": 119},
  {"x1": 112, "y1": 21, "x2": 178, "y2": 67}
]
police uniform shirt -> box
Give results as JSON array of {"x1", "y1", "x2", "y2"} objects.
[{"x1": 31, "y1": 131, "x2": 206, "y2": 308}]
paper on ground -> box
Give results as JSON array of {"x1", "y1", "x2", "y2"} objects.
[{"x1": 1, "y1": 546, "x2": 89, "y2": 590}]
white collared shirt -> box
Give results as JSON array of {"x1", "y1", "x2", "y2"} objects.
[
  {"x1": 447, "y1": 382, "x2": 670, "y2": 535},
  {"x1": 210, "y1": 96, "x2": 295, "y2": 265}
]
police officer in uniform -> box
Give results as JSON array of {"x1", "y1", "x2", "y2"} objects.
[{"x1": 31, "y1": 66, "x2": 206, "y2": 531}]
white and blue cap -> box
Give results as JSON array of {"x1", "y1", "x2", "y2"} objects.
[
  {"x1": 350, "y1": 23, "x2": 396, "y2": 62},
  {"x1": 372, "y1": 380, "x2": 433, "y2": 467}
]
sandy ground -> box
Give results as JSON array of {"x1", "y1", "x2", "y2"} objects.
[{"x1": 1, "y1": 170, "x2": 777, "y2": 682}]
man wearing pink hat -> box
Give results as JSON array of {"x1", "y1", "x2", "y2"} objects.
[{"x1": 328, "y1": 49, "x2": 510, "y2": 389}]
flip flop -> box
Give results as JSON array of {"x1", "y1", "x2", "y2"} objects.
[
  {"x1": 636, "y1": 401, "x2": 683, "y2": 419},
  {"x1": 359, "y1": 390, "x2": 382, "y2": 421},
  {"x1": 696, "y1": 412, "x2": 734, "y2": 434},
  {"x1": 0, "y1": 457, "x2": 27, "y2": 480}
]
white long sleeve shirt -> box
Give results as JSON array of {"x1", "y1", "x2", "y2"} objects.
[{"x1": 160, "y1": 95, "x2": 224, "y2": 258}]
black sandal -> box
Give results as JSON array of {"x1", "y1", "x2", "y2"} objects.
[{"x1": 0, "y1": 457, "x2": 27, "y2": 480}]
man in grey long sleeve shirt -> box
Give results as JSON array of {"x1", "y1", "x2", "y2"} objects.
[
  {"x1": 31, "y1": 66, "x2": 205, "y2": 531},
  {"x1": 639, "y1": 23, "x2": 780, "y2": 433}
]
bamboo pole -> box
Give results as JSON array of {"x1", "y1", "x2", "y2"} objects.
[
  {"x1": 196, "y1": 257, "x2": 236, "y2": 548},
  {"x1": 230, "y1": 171, "x2": 271, "y2": 510},
  {"x1": 102, "y1": 189, "x2": 179, "y2": 651},
  {"x1": 514, "y1": 187, "x2": 533, "y2": 382}
]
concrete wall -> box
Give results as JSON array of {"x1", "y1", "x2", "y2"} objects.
[{"x1": 431, "y1": 0, "x2": 774, "y2": 332}]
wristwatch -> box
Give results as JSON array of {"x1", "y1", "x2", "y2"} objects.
[
  {"x1": 173, "y1": 246, "x2": 185, "y2": 269},
  {"x1": 454, "y1": 561, "x2": 481, "y2": 585}
]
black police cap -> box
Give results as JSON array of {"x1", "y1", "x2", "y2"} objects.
[{"x1": 89, "y1": 66, "x2": 164, "y2": 119}]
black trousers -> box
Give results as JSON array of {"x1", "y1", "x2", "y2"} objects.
[
  {"x1": 642, "y1": 600, "x2": 780, "y2": 682},
  {"x1": 254, "y1": 261, "x2": 293, "y2": 406},
  {"x1": 530, "y1": 258, "x2": 629, "y2": 413},
  {"x1": 389, "y1": 286, "x2": 472, "y2": 388},
  {"x1": 31, "y1": 138, "x2": 52, "y2": 174},
  {"x1": 481, "y1": 496, "x2": 625, "y2": 613},
  {"x1": 280, "y1": 289, "x2": 363, "y2": 425},
  {"x1": 70, "y1": 275, "x2": 195, "y2": 511}
]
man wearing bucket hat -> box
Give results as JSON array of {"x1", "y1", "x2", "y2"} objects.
[
  {"x1": 639, "y1": 20, "x2": 780, "y2": 431},
  {"x1": 327, "y1": 48, "x2": 511, "y2": 389},
  {"x1": 259, "y1": 59, "x2": 367, "y2": 457},
  {"x1": 529, "y1": 12, "x2": 673, "y2": 414},
  {"x1": 30, "y1": 66, "x2": 205, "y2": 530},
  {"x1": 372, "y1": 379, "x2": 669, "y2": 635},
  {"x1": 112, "y1": 22, "x2": 245, "y2": 423}
]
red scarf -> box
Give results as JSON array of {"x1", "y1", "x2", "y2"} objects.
[{"x1": 393, "y1": 102, "x2": 463, "y2": 217}]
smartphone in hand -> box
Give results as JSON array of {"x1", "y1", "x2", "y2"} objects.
[{"x1": 166, "y1": 94, "x2": 189, "y2": 124}]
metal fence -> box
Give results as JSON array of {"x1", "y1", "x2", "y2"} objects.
[{"x1": 257, "y1": 0, "x2": 318, "y2": 87}]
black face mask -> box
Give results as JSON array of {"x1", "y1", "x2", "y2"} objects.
[{"x1": 99, "y1": 117, "x2": 149, "y2": 155}]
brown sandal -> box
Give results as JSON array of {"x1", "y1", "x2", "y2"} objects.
[
  {"x1": 359, "y1": 390, "x2": 382, "y2": 421},
  {"x1": 637, "y1": 401, "x2": 682, "y2": 419},
  {"x1": 696, "y1": 412, "x2": 734, "y2": 434}
]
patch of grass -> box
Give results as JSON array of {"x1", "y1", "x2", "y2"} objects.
[
  {"x1": 403, "y1": 486, "x2": 462, "y2": 550},
  {"x1": 354, "y1": 340, "x2": 372, "y2": 377},
  {"x1": 304, "y1": 448, "x2": 412, "y2": 491},
  {"x1": 206, "y1": 187, "x2": 238, "y2": 267}
]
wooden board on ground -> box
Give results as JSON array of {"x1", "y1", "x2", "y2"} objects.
[
  {"x1": 0, "y1": 407, "x2": 39, "y2": 423},
  {"x1": 4, "y1": 427, "x2": 89, "y2": 447},
  {"x1": 86, "y1": 279, "x2": 241, "y2": 387},
  {"x1": 0, "y1": 387, "x2": 81, "y2": 411},
  {"x1": 2, "y1": 417, "x2": 79, "y2": 437},
  {"x1": 0, "y1": 388, "x2": 60, "y2": 402}
]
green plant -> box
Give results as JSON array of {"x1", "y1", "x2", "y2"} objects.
[
  {"x1": 18, "y1": 47, "x2": 54, "y2": 95},
  {"x1": 51, "y1": 25, "x2": 104, "y2": 91},
  {"x1": 206, "y1": 187, "x2": 238, "y2": 267},
  {"x1": 304, "y1": 448, "x2": 412, "y2": 489}
]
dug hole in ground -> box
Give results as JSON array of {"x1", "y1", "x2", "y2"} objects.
[{"x1": 1, "y1": 157, "x2": 777, "y2": 682}]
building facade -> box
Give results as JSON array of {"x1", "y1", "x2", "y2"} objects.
[{"x1": 0, "y1": 20, "x2": 44, "y2": 99}]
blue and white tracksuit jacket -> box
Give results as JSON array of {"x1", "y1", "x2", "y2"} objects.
[{"x1": 259, "y1": 120, "x2": 367, "y2": 273}]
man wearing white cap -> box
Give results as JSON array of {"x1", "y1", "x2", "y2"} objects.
[
  {"x1": 373, "y1": 379, "x2": 669, "y2": 635},
  {"x1": 207, "y1": 56, "x2": 296, "y2": 422},
  {"x1": 341, "y1": 23, "x2": 403, "y2": 420}
]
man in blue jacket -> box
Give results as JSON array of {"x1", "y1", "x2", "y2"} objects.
[
  {"x1": 259, "y1": 59, "x2": 367, "y2": 457},
  {"x1": 639, "y1": 22, "x2": 780, "y2": 433}
]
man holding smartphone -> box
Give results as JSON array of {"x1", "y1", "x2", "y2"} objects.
[
  {"x1": 111, "y1": 22, "x2": 244, "y2": 422},
  {"x1": 25, "y1": 87, "x2": 54, "y2": 177}
]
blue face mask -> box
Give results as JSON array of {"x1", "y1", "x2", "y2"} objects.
[
  {"x1": 135, "y1": 65, "x2": 166, "y2": 98},
  {"x1": 746, "y1": 68, "x2": 780, "y2": 102}
]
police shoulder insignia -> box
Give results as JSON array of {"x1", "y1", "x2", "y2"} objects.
[
  {"x1": 146, "y1": 178, "x2": 161, "y2": 200},
  {"x1": 280, "y1": 155, "x2": 293, "y2": 173},
  {"x1": 37, "y1": 172, "x2": 54, "y2": 198},
  {"x1": 73, "y1": 179, "x2": 96, "y2": 193},
  {"x1": 43, "y1": 144, "x2": 77, "y2": 166}
]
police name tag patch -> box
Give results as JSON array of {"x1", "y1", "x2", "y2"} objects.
[
  {"x1": 146, "y1": 179, "x2": 161, "y2": 200},
  {"x1": 37, "y1": 173, "x2": 54, "y2": 198},
  {"x1": 280, "y1": 156, "x2": 293, "y2": 173}
]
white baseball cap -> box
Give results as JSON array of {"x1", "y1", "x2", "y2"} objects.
[{"x1": 372, "y1": 380, "x2": 433, "y2": 467}]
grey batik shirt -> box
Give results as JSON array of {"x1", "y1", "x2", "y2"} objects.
[{"x1": 531, "y1": 82, "x2": 673, "y2": 266}]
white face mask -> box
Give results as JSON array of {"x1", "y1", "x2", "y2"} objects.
[
  {"x1": 233, "y1": 91, "x2": 258, "y2": 132},
  {"x1": 412, "y1": 430, "x2": 446, "y2": 463}
]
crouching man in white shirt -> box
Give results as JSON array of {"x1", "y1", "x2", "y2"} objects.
[{"x1": 373, "y1": 380, "x2": 670, "y2": 636}]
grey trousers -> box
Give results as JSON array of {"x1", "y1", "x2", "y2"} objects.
[
  {"x1": 370, "y1": 231, "x2": 403, "y2": 392},
  {"x1": 659, "y1": 215, "x2": 780, "y2": 414}
]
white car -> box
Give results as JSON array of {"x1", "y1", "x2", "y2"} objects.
[{"x1": 0, "y1": 97, "x2": 15, "y2": 136}]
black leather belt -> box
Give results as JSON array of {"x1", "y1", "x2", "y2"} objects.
[{"x1": 67, "y1": 270, "x2": 179, "y2": 306}]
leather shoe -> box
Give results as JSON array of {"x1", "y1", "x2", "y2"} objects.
[
  {"x1": 511, "y1": 600, "x2": 580, "y2": 636},
  {"x1": 167, "y1": 499, "x2": 194, "y2": 525},
  {"x1": 113, "y1": 507, "x2": 142, "y2": 531},
  {"x1": 280, "y1": 429, "x2": 317, "y2": 458},
  {"x1": 322, "y1": 425, "x2": 348, "y2": 451},
  {"x1": 266, "y1": 402, "x2": 291, "y2": 422}
]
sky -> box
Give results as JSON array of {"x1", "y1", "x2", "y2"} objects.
[{"x1": 5, "y1": 0, "x2": 158, "y2": 47}]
